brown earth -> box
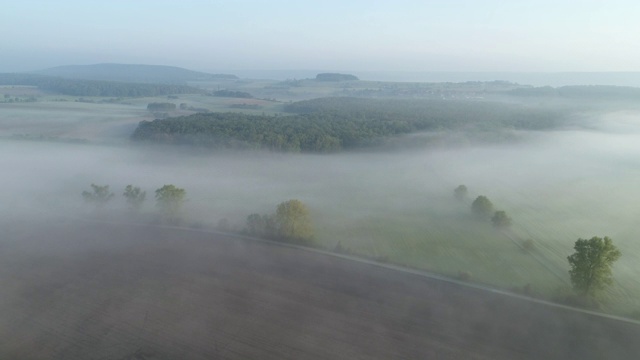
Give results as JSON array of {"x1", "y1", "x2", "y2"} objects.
[{"x1": 1, "y1": 218, "x2": 639, "y2": 359}]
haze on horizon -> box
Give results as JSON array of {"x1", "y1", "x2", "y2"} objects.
[{"x1": 2, "y1": 0, "x2": 640, "y2": 75}]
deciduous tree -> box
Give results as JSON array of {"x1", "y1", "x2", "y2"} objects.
[
  {"x1": 274, "y1": 199, "x2": 313, "y2": 244},
  {"x1": 491, "y1": 210, "x2": 512, "y2": 228},
  {"x1": 567, "y1": 236, "x2": 621, "y2": 298},
  {"x1": 123, "y1": 185, "x2": 146, "y2": 211},
  {"x1": 454, "y1": 185, "x2": 468, "y2": 200},
  {"x1": 82, "y1": 184, "x2": 114, "y2": 207},
  {"x1": 471, "y1": 195, "x2": 493, "y2": 219},
  {"x1": 155, "y1": 184, "x2": 186, "y2": 221}
]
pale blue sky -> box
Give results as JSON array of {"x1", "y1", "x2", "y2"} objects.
[{"x1": 2, "y1": 0, "x2": 639, "y2": 72}]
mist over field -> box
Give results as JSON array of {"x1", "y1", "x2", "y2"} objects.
[
  {"x1": 2, "y1": 107, "x2": 639, "y2": 312},
  {"x1": 2, "y1": 77, "x2": 640, "y2": 358},
  {"x1": 5, "y1": 110, "x2": 640, "y2": 224},
  {"x1": 4, "y1": 0, "x2": 640, "y2": 357},
  {"x1": 3, "y1": 64, "x2": 640, "y2": 360}
]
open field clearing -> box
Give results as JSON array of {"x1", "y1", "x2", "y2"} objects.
[
  {"x1": 0, "y1": 102, "x2": 147, "y2": 141},
  {"x1": 0, "y1": 95, "x2": 283, "y2": 142},
  {"x1": 1, "y1": 219, "x2": 639, "y2": 359}
]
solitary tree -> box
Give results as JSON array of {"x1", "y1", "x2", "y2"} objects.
[
  {"x1": 454, "y1": 185, "x2": 468, "y2": 200},
  {"x1": 471, "y1": 195, "x2": 494, "y2": 219},
  {"x1": 123, "y1": 185, "x2": 146, "y2": 211},
  {"x1": 274, "y1": 199, "x2": 313, "y2": 244},
  {"x1": 82, "y1": 184, "x2": 114, "y2": 207},
  {"x1": 567, "y1": 236, "x2": 621, "y2": 298},
  {"x1": 491, "y1": 210, "x2": 512, "y2": 228},
  {"x1": 155, "y1": 184, "x2": 186, "y2": 221}
]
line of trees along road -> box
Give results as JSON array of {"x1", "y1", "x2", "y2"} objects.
[
  {"x1": 82, "y1": 183, "x2": 185, "y2": 223},
  {"x1": 82, "y1": 184, "x2": 315, "y2": 245},
  {"x1": 82, "y1": 181, "x2": 623, "y2": 310},
  {"x1": 246, "y1": 199, "x2": 314, "y2": 245},
  {"x1": 458, "y1": 185, "x2": 621, "y2": 305},
  {"x1": 0, "y1": 73, "x2": 203, "y2": 97}
]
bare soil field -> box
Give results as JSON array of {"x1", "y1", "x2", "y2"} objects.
[{"x1": 1, "y1": 218, "x2": 639, "y2": 359}]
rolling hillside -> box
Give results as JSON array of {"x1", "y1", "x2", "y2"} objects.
[{"x1": 37, "y1": 63, "x2": 238, "y2": 83}]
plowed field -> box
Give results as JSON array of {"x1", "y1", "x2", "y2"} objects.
[{"x1": 1, "y1": 219, "x2": 638, "y2": 359}]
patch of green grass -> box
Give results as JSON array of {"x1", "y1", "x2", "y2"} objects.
[{"x1": 316, "y1": 206, "x2": 566, "y2": 296}]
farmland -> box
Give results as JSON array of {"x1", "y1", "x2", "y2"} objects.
[
  {"x1": 1, "y1": 219, "x2": 639, "y2": 359},
  {"x1": 2, "y1": 78, "x2": 640, "y2": 320}
]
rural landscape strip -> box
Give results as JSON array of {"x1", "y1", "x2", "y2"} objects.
[
  {"x1": 69, "y1": 215, "x2": 640, "y2": 327},
  {"x1": 501, "y1": 230, "x2": 569, "y2": 285}
]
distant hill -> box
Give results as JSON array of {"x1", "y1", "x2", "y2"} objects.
[
  {"x1": 315, "y1": 73, "x2": 359, "y2": 81},
  {"x1": 508, "y1": 85, "x2": 640, "y2": 100},
  {"x1": 0, "y1": 73, "x2": 205, "y2": 97},
  {"x1": 36, "y1": 63, "x2": 238, "y2": 83}
]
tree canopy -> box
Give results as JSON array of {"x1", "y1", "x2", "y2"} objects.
[
  {"x1": 82, "y1": 184, "x2": 114, "y2": 207},
  {"x1": 471, "y1": 195, "x2": 494, "y2": 219},
  {"x1": 491, "y1": 210, "x2": 512, "y2": 228},
  {"x1": 0, "y1": 73, "x2": 203, "y2": 97},
  {"x1": 454, "y1": 185, "x2": 468, "y2": 200},
  {"x1": 567, "y1": 236, "x2": 621, "y2": 298},
  {"x1": 274, "y1": 199, "x2": 314, "y2": 244},
  {"x1": 155, "y1": 185, "x2": 186, "y2": 221},
  {"x1": 132, "y1": 97, "x2": 567, "y2": 153},
  {"x1": 123, "y1": 185, "x2": 146, "y2": 211},
  {"x1": 245, "y1": 199, "x2": 314, "y2": 245}
]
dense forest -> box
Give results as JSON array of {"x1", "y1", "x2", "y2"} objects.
[
  {"x1": 284, "y1": 97, "x2": 566, "y2": 130},
  {"x1": 0, "y1": 73, "x2": 204, "y2": 97},
  {"x1": 131, "y1": 97, "x2": 568, "y2": 152}
]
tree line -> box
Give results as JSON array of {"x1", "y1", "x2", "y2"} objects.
[
  {"x1": 315, "y1": 73, "x2": 359, "y2": 81},
  {"x1": 82, "y1": 183, "x2": 185, "y2": 222},
  {"x1": 284, "y1": 97, "x2": 567, "y2": 131},
  {"x1": 131, "y1": 97, "x2": 569, "y2": 152},
  {"x1": 0, "y1": 73, "x2": 204, "y2": 97},
  {"x1": 245, "y1": 199, "x2": 314, "y2": 245},
  {"x1": 455, "y1": 184, "x2": 621, "y2": 305},
  {"x1": 82, "y1": 183, "x2": 315, "y2": 245}
]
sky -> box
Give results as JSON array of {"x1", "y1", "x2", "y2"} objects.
[{"x1": 1, "y1": 0, "x2": 640, "y2": 73}]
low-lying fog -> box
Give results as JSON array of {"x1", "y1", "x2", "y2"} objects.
[{"x1": 3, "y1": 110, "x2": 640, "y2": 312}]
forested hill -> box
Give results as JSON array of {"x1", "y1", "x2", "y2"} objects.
[
  {"x1": 315, "y1": 73, "x2": 359, "y2": 81},
  {"x1": 36, "y1": 63, "x2": 238, "y2": 83},
  {"x1": 0, "y1": 73, "x2": 204, "y2": 97},
  {"x1": 283, "y1": 97, "x2": 565, "y2": 130},
  {"x1": 131, "y1": 97, "x2": 567, "y2": 152}
]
